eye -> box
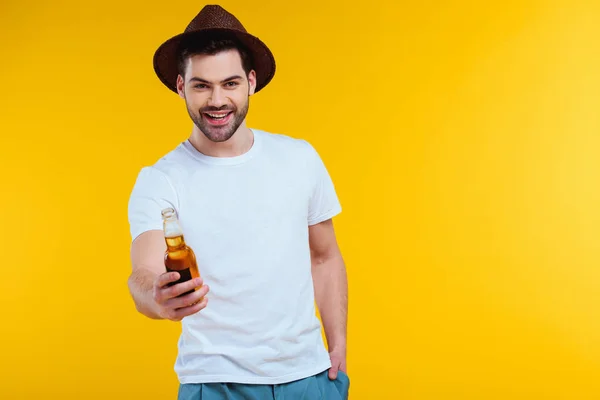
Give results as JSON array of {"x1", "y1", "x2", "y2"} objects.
[
  {"x1": 225, "y1": 81, "x2": 239, "y2": 87},
  {"x1": 194, "y1": 84, "x2": 207, "y2": 89}
]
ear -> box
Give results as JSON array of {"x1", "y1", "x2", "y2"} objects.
[
  {"x1": 248, "y1": 70, "x2": 257, "y2": 96},
  {"x1": 176, "y1": 74, "x2": 185, "y2": 99}
]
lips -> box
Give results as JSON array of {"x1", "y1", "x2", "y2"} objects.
[{"x1": 203, "y1": 111, "x2": 233, "y2": 126}]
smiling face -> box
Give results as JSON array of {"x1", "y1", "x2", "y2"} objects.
[{"x1": 176, "y1": 45, "x2": 256, "y2": 143}]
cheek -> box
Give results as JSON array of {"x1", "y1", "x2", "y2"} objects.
[
  {"x1": 185, "y1": 93, "x2": 207, "y2": 110},
  {"x1": 232, "y1": 93, "x2": 248, "y2": 108}
]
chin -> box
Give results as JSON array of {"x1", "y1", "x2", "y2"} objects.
[{"x1": 204, "y1": 129, "x2": 235, "y2": 143}]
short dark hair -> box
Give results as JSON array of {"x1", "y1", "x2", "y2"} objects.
[{"x1": 176, "y1": 33, "x2": 254, "y2": 78}]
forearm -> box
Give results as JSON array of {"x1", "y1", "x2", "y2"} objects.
[
  {"x1": 312, "y1": 252, "x2": 348, "y2": 352},
  {"x1": 127, "y1": 268, "x2": 163, "y2": 319}
]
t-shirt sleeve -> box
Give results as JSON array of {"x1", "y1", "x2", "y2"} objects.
[
  {"x1": 306, "y1": 142, "x2": 342, "y2": 226},
  {"x1": 127, "y1": 166, "x2": 179, "y2": 242}
]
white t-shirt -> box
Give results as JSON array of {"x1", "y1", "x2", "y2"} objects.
[{"x1": 127, "y1": 128, "x2": 342, "y2": 385}]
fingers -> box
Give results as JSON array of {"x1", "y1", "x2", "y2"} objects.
[
  {"x1": 155, "y1": 276, "x2": 204, "y2": 303},
  {"x1": 167, "y1": 284, "x2": 210, "y2": 310},
  {"x1": 171, "y1": 296, "x2": 209, "y2": 321},
  {"x1": 166, "y1": 277, "x2": 204, "y2": 299},
  {"x1": 152, "y1": 274, "x2": 209, "y2": 321},
  {"x1": 156, "y1": 271, "x2": 181, "y2": 288}
]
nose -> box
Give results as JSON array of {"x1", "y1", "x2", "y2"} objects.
[{"x1": 208, "y1": 87, "x2": 227, "y2": 108}]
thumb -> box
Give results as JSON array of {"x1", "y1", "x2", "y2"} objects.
[{"x1": 328, "y1": 364, "x2": 339, "y2": 380}]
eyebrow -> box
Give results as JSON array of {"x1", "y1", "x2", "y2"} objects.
[{"x1": 189, "y1": 75, "x2": 243, "y2": 84}]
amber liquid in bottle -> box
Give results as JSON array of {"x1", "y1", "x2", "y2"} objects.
[{"x1": 162, "y1": 208, "x2": 200, "y2": 297}]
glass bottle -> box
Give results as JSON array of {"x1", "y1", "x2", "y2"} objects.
[{"x1": 161, "y1": 207, "x2": 200, "y2": 296}]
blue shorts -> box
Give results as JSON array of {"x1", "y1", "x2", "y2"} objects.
[{"x1": 177, "y1": 370, "x2": 350, "y2": 400}]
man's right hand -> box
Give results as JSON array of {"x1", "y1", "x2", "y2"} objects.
[{"x1": 152, "y1": 272, "x2": 209, "y2": 321}]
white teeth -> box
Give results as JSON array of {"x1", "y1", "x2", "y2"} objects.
[{"x1": 207, "y1": 112, "x2": 230, "y2": 119}]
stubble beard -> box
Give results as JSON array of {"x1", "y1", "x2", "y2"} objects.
[{"x1": 186, "y1": 97, "x2": 250, "y2": 143}]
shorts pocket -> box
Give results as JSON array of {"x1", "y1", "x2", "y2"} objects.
[
  {"x1": 316, "y1": 370, "x2": 350, "y2": 400},
  {"x1": 334, "y1": 371, "x2": 350, "y2": 399}
]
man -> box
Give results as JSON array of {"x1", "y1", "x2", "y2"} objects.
[{"x1": 127, "y1": 5, "x2": 349, "y2": 399}]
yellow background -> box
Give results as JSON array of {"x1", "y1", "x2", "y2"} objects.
[{"x1": 1, "y1": 0, "x2": 600, "y2": 398}]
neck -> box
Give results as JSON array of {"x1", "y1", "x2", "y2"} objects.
[{"x1": 189, "y1": 123, "x2": 254, "y2": 158}]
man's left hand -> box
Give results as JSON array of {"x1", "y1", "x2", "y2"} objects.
[{"x1": 328, "y1": 348, "x2": 347, "y2": 380}]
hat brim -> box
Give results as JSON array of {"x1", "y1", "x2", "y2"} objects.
[{"x1": 153, "y1": 28, "x2": 276, "y2": 94}]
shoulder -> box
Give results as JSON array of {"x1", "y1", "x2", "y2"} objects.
[
  {"x1": 132, "y1": 141, "x2": 196, "y2": 183},
  {"x1": 129, "y1": 142, "x2": 192, "y2": 193},
  {"x1": 151, "y1": 142, "x2": 191, "y2": 175},
  {"x1": 254, "y1": 128, "x2": 320, "y2": 161}
]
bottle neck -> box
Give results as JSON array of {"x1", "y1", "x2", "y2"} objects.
[
  {"x1": 163, "y1": 213, "x2": 185, "y2": 251},
  {"x1": 165, "y1": 234, "x2": 186, "y2": 251}
]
